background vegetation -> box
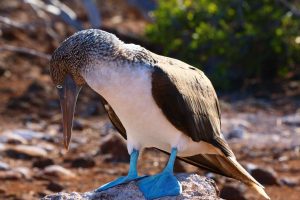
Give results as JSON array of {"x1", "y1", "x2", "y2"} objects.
[{"x1": 146, "y1": 0, "x2": 300, "y2": 90}]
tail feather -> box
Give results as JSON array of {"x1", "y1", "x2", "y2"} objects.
[
  {"x1": 179, "y1": 154, "x2": 270, "y2": 199},
  {"x1": 250, "y1": 182, "x2": 270, "y2": 200}
]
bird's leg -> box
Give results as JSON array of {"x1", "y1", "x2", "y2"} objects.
[
  {"x1": 95, "y1": 149, "x2": 146, "y2": 192},
  {"x1": 138, "y1": 148, "x2": 182, "y2": 200}
]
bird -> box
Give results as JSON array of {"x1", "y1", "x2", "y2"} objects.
[{"x1": 49, "y1": 29, "x2": 270, "y2": 200}]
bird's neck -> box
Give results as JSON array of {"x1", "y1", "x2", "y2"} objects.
[{"x1": 81, "y1": 59, "x2": 152, "y2": 99}]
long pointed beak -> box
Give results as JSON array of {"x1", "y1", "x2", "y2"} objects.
[{"x1": 57, "y1": 74, "x2": 81, "y2": 150}]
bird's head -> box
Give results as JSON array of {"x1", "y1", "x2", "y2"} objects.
[{"x1": 49, "y1": 29, "x2": 121, "y2": 149}]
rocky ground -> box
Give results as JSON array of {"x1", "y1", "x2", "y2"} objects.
[
  {"x1": 42, "y1": 174, "x2": 221, "y2": 200},
  {"x1": 0, "y1": 1, "x2": 300, "y2": 200},
  {"x1": 1, "y1": 96, "x2": 299, "y2": 200}
]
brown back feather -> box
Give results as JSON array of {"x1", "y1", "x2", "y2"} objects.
[{"x1": 151, "y1": 53, "x2": 234, "y2": 157}]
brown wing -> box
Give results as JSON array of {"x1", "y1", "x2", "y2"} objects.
[
  {"x1": 151, "y1": 54, "x2": 233, "y2": 157},
  {"x1": 99, "y1": 95, "x2": 127, "y2": 139}
]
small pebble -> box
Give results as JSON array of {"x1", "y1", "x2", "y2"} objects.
[{"x1": 44, "y1": 165, "x2": 76, "y2": 179}]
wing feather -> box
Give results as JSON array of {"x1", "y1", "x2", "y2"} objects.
[
  {"x1": 99, "y1": 95, "x2": 127, "y2": 139},
  {"x1": 151, "y1": 54, "x2": 233, "y2": 157}
]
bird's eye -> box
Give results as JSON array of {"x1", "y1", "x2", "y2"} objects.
[{"x1": 56, "y1": 85, "x2": 63, "y2": 89}]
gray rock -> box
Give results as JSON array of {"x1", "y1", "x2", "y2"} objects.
[
  {"x1": 0, "y1": 166, "x2": 32, "y2": 180},
  {"x1": 36, "y1": 142, "x2": 56, "y2": 152},
  {"x1": 226, "y1": 126, "x2": 245, "y2": 140},
  {"x1": 280, "y1": 177, "x2": 299, "y2": 187},
  {"x1": 244, "y1": 163, "x2": 258, "y2": 172},
  {"x1": 0, "y1": 144, "x2": 5, "y2": 151},
  {"x1": 0, "y1": 161, "x2": 10, "y2": 171},
  {"x1": 42, "y1": 173, "x2": 221, "y2": 200},
  {"x1": 0, "y1": 131, "x2": 27, "y2": 144},
  {"x1": 44, "y1": 165, "x2": 76, "y2": 179},
  {"x1": 6, "y1": 129, "x2": 44, "y2": 140},
  {"x1": 5, "y1": 145, "x2": 48, "y2": 159},
  {"x1": 71, "y1": 120, "x2": 84, "y2": 131},
  {"x1": 100, "y1": 122, "x2": 115, "y2": 136},
  {"x1": 25, "y1": 121, "x2": 47, "y2": 131},
  {"x1": 14, "y1": 167, "x2": 32, "y2": 179},
  {"x1": 282, "y1": 114, "x2": 300, "y2": 126},
  {"x1": 79, "y1": 101, "x2": 100, "y2": 117},
  {"x1": 0, "y1": 170, "x2": 23, "y2": 180}
]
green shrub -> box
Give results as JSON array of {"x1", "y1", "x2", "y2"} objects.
[{"x1": 146, "y1": 0, "x2": 300, "y2": 89}]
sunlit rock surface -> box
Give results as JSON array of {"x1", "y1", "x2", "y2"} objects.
[{"x1": 42, "y1": 173, "x2": 221, "y2": 200}]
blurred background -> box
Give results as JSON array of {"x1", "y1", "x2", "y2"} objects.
[{"x1": 0, "y1": 0, "x2": 299, "y2": 199}]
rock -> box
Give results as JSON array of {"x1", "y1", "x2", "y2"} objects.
[
  {"x1": 282, "y1": 114, "x2": 300, "y2": 126},
  {"x1": 25, "y1": 121, "x2": 47, "y2": 131},
  {"x1": 42, "y1": 192, "x2": 82, "y2": 200},
  {"x1": 244, "y1": 163, "x2": 258, "y2": 172},
  {"x1": 0, "y1": 131, "x2": 27, "y2": 144},
  {"x1": 36, "y1": 142, "x2": 56, "y2": 152},
  {"x1": 0, "y1": 144, "x2": 5, "y2": 151},
  {"x1": 79, "y1": 102, "x2": 99, "y2": 117},
  {"x1": 0, "y1": 66, "x2": 6, "y2": 77},
  {"x1": 47, "y1": 182, "x2": 64, "y2": 192},
  {"x1": 70, "y1": 156, "x2": 96, "y2": 168},
  {"x1": 224, "y1": 118, "x2": 251, "y2": 129},
  {"x1": 0, "y1": 170, "x2": 23, "y2": 180},
  {"x1": 0, "y1": 161, "x2": 10, "y2": 171},
  {"x1": 71, "y1": 137, "x2": 88, "y2": 145},
  {"x1": 99, "y1": 134, "x2": 129, "y2": 162},
  {"x1": 100, "y1": 122, "x2": 115, "y2": 136},
  {"x1": 44, "y1": 165, "x2": 76, "y2": 179},
  {"x1": 42, "y1": 173, "x2": 221, "y2": 200},
  {"x1": 5, "y1": 145, "x2": 47, "y2": 159},
  {"x1": 14, "y1": 167, "x2": 32, "y2": 179},
  {"x1": 6, "y1": 129, "x2": 44, "y2": 140},
  {"x1": 226, "y1": 126, "x2": 245, "y2": 140},
  {"x1": 33, "y1": 158, "x2": 55, "y2": 169},
  {"x1": 280, "y1": 177, "x2": 298, "y2": 187},
  {"x1": 250, "y1": 167, "x2": 279, "y2": 185},
  {"x1": 205, "y1": 173, "x2": 225, "y2": 185},
  {"x1": 72, "y1": 120, "x2": 84, "y2": 131},
  {"x1": 220, "y1": 185, "x2": 246, "y2": 200},
  {"x1": 174, "y1": 160, "x2": 186, "y2": 173}
]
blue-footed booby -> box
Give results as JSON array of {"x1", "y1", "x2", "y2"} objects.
[{"x1": 49, "y1": 29, "x2": 270, "y2": 200}]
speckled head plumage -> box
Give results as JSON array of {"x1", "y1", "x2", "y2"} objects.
[
  {"x1": 49, "y1": 29, "x2": 124, "y2": 150},
  {"x1": 50, "y1": 29, "x2": 122, "y2": 86}
]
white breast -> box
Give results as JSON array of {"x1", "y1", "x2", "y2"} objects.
[{"x1": 83, "y1": 63, "x2": 221, "y2": 157}]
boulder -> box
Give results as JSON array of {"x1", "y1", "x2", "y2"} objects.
[
  {"x1": 42, "y1": 173, "x2": 221, "y2": 200},
  {"x1": 220, "y1": 185, "x2": 246, "y2": 200},
  {"x1": 70, "y1": 156, "x2": 96, "y2": 168},
  {"x1": 250, "y1": 167, "x2": 279, "y2": 186},
  {"x1": 5, "y1": 145, "x2": 48, "y2": 159},
  {"x1": 99, "y1": 133, "x2": 130, "y2": 162},
  {"x1": 43, "y1": 165, "x2": 76, "y2": 179}
]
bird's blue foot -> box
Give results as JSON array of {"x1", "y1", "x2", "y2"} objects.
[
  {"x1": 138, "y1": 171, "x2": 181, "y2": 199},
  {"x1": 95, "y1": 174, "x2": 145, "y2": 192},
  {"x1": 137, "y1": 148, "x2": 182, "y2": 200},
  {"x1": 95, "y1": 149, "x2": 145, "y2": 192}
]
